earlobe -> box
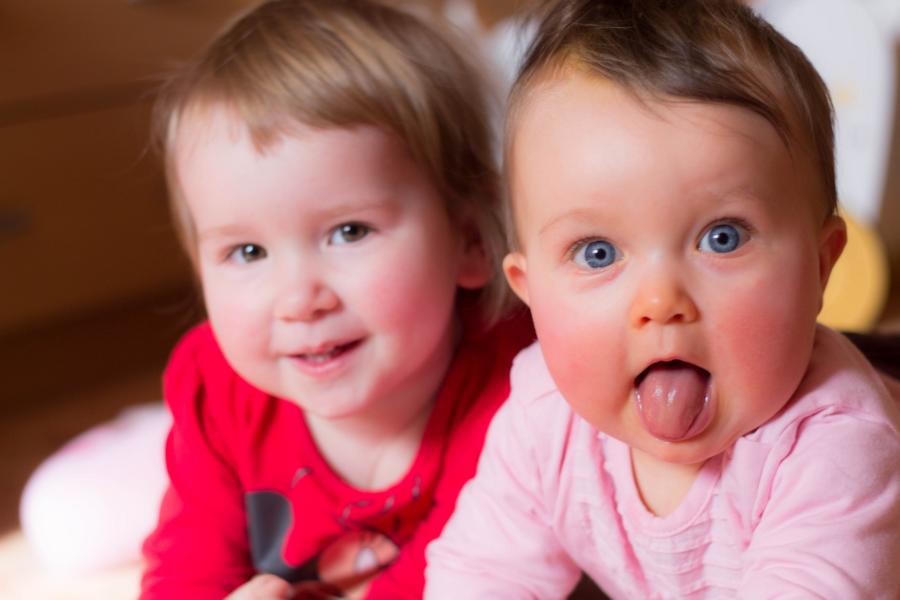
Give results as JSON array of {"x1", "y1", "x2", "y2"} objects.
[
  {"x1": 502, "y1": 252, "x2": 530, "y2": 305},
  {"x1": 818, "y1": 214, "x2": 847, "y2": 290}
]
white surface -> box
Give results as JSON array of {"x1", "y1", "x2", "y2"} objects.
[
  {"x1": 0, "y1": 530, "x2": 141, "y2": 600},
  {"x1": 860, "y1": 0, "x2": 900, "y2": 38},
  {"x1": 19, "y1": 403, "x2": 169, "y2": 574},
  {"x1": 754, "y1": 0, "x2": 897, "y2": 225}
]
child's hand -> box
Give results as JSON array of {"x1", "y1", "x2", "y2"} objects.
[
  {"x1": 226, "y1": 574, "x2": 296, "y2": 600},
  {"x1": 226, "y1": 574, "x2": 348, "y2": 600}
]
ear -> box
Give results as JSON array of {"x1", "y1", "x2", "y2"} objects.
[
  {"x1": 817, "y1": 214, "x2": 847, "y2": 291},
  {"x1": 456, "y1": 227, "x2": 492, "y2": 290},
  {"x1": 502, "y1": 251, "x2": 530, "y2": 305}
]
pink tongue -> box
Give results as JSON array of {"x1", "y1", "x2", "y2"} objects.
[{"x1": 635, "y1": 362, "x2": 709, "y2": 441}]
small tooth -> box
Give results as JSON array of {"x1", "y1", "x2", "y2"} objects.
[{"x1": 304, "y1": 347, "x2": 339, "y2": 363}]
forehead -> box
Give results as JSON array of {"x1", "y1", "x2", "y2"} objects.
[
  {"x1": 512, "y1": 69, "x2": 785, "y2": 182},
  {"x1": 172, "y1": 106, "x2": 418, "y2": 195},
  {"x1": 169, "y1": 106, "x2": 452, "y2": 240},
  {"x1": 508, "y1": 70, "x2": 812, "y2": 234}
]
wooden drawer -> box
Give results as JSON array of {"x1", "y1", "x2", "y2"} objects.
[{"x1": 0, "y1": 103, "x2": 191, "y2": 334}]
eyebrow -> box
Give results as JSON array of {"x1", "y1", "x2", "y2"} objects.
[
  {"x1": 538, "y1": 206, "x2": 605, "y2": 238},
  {"x1": 314, "y1": 196, "x2": 400, "y2": 221},
  {"x1": 197, "y1": 225, "x2": 250, "y2": 242},
  {"x1": 195, "y1": 197, "x2": 400, "y2": 243}
]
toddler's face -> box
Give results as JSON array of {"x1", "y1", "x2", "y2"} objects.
[
  {"x1": 174, "y1": 107, "x2": 487, "y2": 423},
  {"x1": 504, "y1": 72, "x2": 844, "y2": 466}
]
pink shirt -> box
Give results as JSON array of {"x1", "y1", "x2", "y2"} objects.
[{"x1": 426, "y1": 326, "x2": 900, "y2": 598}]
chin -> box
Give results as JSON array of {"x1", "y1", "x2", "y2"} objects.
[
  {"x1": 637, "y1": 435, "x2": 720, "y2": 467},
  {"x1": 298, "y1": 402, "x2": 360, "y2": 421}
]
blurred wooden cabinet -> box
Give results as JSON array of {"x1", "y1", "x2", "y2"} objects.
[
  {"x1": 0, "y1": 103, "x2": 190, "y2": 333},
  {"x1": 0, "y1": 0, "x2": 262, "y2": 335}
]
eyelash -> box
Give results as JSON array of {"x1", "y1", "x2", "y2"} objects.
[
  {"x1": 567, "y1": 237, "x2": 620, "y2": 269},
  {"x1": 711, "y1": 216, "x2": 753, "y2": 231},
  {"x1": 567, "y1": 236, "x2": 599, "y2": 258},
  {"x1": 224, "y1": 243, "x2": 266, "y2": 264},
  {"x1": 697, "y1": 217, "x2": 755, "y2": 249},
  {"x1": 217, "y1": 222, "x2": 374, "y2": 263},
  {"x1": 563, "y1": 216, "x2": 755, "y2": 262},
  {"x1": 328, "y1": 222, "x2": 372, "y2": 245}
]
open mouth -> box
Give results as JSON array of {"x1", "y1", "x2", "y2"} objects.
[
  {"x1": 294, "y1": 340, "x2": 362, "y2": 365},
  {"x1": 634, "y1": 360, "x2": 713, "y2": 442}
]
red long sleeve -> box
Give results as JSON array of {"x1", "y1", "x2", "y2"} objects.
[{"x1": 141, "y1": 314, "x2": 533, "y2": 598}]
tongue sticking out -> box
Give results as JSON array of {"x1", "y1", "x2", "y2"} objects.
[{"x1": 634, "y1": 361, "x2": 710, "y2": 442}]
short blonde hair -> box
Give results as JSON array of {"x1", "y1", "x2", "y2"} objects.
[
  {"x1": 506, "y1": 0, "x2": 837, "y2": 241},
  {"x1": 156, "y1": 0, "x2": 513, "y2": 324}
]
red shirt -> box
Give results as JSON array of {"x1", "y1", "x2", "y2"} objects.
[{"x1": 141, "y1": 312, "x2": 533, "y2": 599}]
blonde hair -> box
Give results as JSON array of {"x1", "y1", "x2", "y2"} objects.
[
  {"x1": 156, "y1": 0, "x2": 513, "y2": 324},
  {"x1": 506, "y1": 0, "x2": 836, "y2": 240}
]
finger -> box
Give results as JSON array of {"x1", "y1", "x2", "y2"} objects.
[
  {"x1": 227, "y1": 574, "x2": 295, "y2": 600},
  {"x1": 255, "y1": 574, "x2": 295, "y2": 599}
]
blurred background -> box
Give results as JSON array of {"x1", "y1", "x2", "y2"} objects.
[{"x1": 1, "y1": 0, "x2": 898, "y2": 597}]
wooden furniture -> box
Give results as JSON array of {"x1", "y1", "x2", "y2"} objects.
[{"x1": 1, "y1": 0, "x2": 261, "y2": 336}]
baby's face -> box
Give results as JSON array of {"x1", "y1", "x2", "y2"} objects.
[{"x1": 504, "y1": 71, "x2": 845, "y2": 466}]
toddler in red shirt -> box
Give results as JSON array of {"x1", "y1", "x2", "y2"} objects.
[{"x1": 136, "y1": 1, "x2": 532, "y2": 598}]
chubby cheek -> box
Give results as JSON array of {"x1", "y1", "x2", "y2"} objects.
[
  {"x1": 705, "y1": 259, "x2": 819, "y2": 416},
  {"x1": 351, "y1": 249, "x2": 458, "y2": 341},
  {"x1": 202, "y1": 275, "x2": 272, "y2": 369},
  {"x1": 529, "y1": 284, "x2": 629, "y2": 428}
]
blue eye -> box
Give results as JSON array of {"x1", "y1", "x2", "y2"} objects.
[
  {"x1": 329, "y1": 223, "x2": 370, "y2": 245},
  {"x1": 229, "y1": 243, "x2": 267, "y2": 263},
  {"x1": 574, "y1": 239, "x2": 618, "y2": 269},
  {"x1": 699, "y1": 223, "x2": 747, "y2": 254}
]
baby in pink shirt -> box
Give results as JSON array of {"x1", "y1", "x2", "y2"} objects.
[{"x1": 426, "y1": 0, "x2": 900, "y2": 597}]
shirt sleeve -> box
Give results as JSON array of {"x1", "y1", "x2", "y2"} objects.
[
  {"x1": 424, "y1": 377, "x2": 581, "y2": 599},
  {"x1": 140, "y1": 328, "x2": 255, "y2": 599},
  {"x1": 739, "y1": 412, "x2": 900, "y2": 599}
]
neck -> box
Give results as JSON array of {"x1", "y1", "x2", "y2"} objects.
[
  {"x1": 305, "y1": 385, "x2": 435, "y2": 455},
  {"x1": 305, "y1": 316, "x2": 462, "y2": 489},
  {"x1": 630, "y1": 447, "x2": 705, "y2": 517}
]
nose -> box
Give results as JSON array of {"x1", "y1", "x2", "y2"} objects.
[
  {"x1": 273, "y1": 270, "x2": 340, "y2": 322},
  {"x1": 629, "y1": 267, "x2": 698, "y2": 327}
]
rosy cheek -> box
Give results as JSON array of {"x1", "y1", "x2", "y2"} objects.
[
  {"x1": 706, "y1": 272, "x2": 814, "y2": 398},
  {"x1": 204, "y1": 282, "x2": 261, "y2": 338},
  {"x1": 358, "y1": 274, "x2": 413, "y2": 320},
  {"x1": 353, "y1": 266, "x2": 449, "y2": 334},
  {"x1": 533, "y1": 292, "x2": 621, "y2": 398}
]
